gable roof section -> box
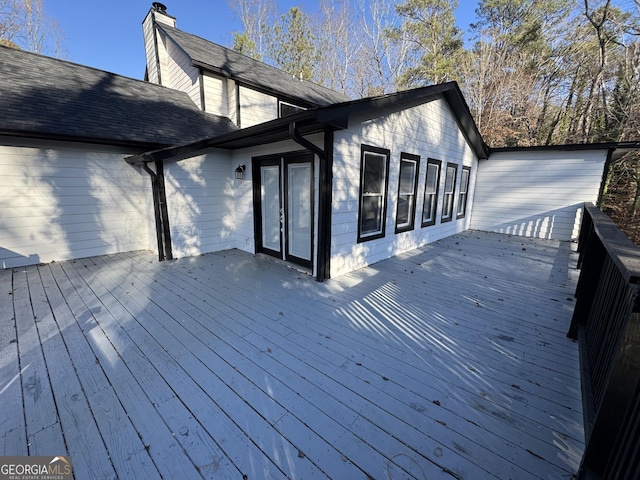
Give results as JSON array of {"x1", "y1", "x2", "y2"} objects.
[
  {"x1": 157, "y1": 24, "x2": 351, "y2": 107},
  {"x1": 0, "y1": 45, "x2": 237, "y2": 148},
  {"x1": 127, "y1": 81, "x2": 489, "y2": 164}
]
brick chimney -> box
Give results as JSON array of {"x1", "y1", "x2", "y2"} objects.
[{"x1": 142, "y1": 3, "x2": 176, "y2": 84}]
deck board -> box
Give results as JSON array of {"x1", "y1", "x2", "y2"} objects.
[
  {"x1": 0, "y1": 267, "x2": 27, "y2": 456},
  {"x1": 1, "y1": 231, "x2": 585, "y2": 479}
]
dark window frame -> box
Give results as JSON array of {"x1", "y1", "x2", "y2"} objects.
[
  {"x1": 395, "y1": 152, "x2": 420, "y2": 234},
  {"x1": 421, "y1": 158, "x2": 442, "y2": 227},
  {"x1": 441, "y1": 162, "x2": 458, "y2": 223},
  {"x1": 279, "y1": 100, "x2": 306, "y2": 118},
  {"x1": 457, "y1": 166, "x2": 471, "y2": 219},
  {"x1": 357, "y1": 144, "x2": 391, "y2": 243}
]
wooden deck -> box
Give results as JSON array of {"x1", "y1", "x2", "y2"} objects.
[{"x1": 0, "y1": 231, "x2": 584, "y2": 479}]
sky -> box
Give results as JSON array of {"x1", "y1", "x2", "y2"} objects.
[{"x1": 44, "y1": 0, "x2": 478, "y2": 81}]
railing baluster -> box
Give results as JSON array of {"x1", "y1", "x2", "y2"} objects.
[{"x1": 568, "y1": 203, "x2": 640, "y2": 480}]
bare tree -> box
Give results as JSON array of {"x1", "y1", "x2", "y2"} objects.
[
  {"x1": 352, "y1": 0, "x2": 410, "y2": 96},
  {"x1": 229, "y1": 0, "x2": 277, "y2": 60},
  {"x1": 0, "y1": 0, "x2": 64, "y2": 56},
  {"x1": 314, "y1": 0, "x2": 359, "y2": 94}
]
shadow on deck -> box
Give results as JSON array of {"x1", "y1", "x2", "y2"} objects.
[{"x1": 0, "y1": 230, "x2": 583, "y2": 479}]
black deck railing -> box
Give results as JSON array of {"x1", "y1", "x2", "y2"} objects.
[{"x1": 568, "y1": 203, "x2": 640, "y2": 479}]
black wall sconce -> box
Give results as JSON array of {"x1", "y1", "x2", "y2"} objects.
[{"x1": 235, "y1": 164, "x2": 246, "y2": 180}]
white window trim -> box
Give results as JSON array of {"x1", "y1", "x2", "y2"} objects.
[
  {"x1": 358, "y1": 145, "x2": 390, "y2": 243},
  {"x1": 457, "y1": 166, "x2": 471, "y2": 219},
  {"x1": 422, "y1": 158, "x2": 441, "y2": 227},
  {"x1": 442, "y1": 163, "x2": 458, "y2": 223},
  {"x1": 395, "y1": 153, "x2": 420, "y2": 233}
]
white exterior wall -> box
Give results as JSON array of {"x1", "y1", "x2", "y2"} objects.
[
  {"x1": 164, "y1": 38, "x2": 200, "y2": 107},
  {"x1": 0, "y1": 139, "x2": 154, "y2": 269},
  {"x1": 470, "y1": 150, "x2": 608, "y2": 241},
  {"x1": 331, "y1": 98, "x2": 479, "y2": 278},
  {"x1": 202, "y1": 73, "x2": 228, "y2": 117},
  {"x1": 163, "y1": 151, "x2": 236, "y2": 258},
  {"x1": 227, "y1": 79, "x2": 238, "y2": 125},
  {"x1": 239, "y1": 86, "x2": 278, "y2": 127}
]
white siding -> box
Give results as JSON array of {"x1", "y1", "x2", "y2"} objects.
[
  {"x1": 0, "y1": 139, "x2": 154, "y2": 269},
  {"x1": 239, "y1": 86, "x2": 278, "y2": 127},
  {"x1": 202, "y1": 73, "x2": 228, "y2": 117},
  {"x1": 470, "y1": 150, "x2": 608, "y2": 241},
  {"x1": 142, "y1": 10, "x2": 177, "y2": 85},
  {"x1": 164, "y1": 37, "x2": 200, "y2": 107},
  {"x1": 142, "y1": 12, "x2": 159, "y2": 84},
  {"x1": 163, "y1": 151, "x2": 236, "y2": 258},
  {"x1": 227, "y1": 79, "x2": 238, "y2": 125},
  {"x1": 330, "y1": 97, "x2": 479, "y2": 278}
]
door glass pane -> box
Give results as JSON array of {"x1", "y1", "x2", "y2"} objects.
[
  {"x1": 287, "y1": 163, "x2": 312, "y2": 261},
  {"x1": 261, "y1": 165, "x2": 281, "y2": 252}
]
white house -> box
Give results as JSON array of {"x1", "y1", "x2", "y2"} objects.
[{"x1": 0, "y1": 2, "x2": 636, "y2": 279}]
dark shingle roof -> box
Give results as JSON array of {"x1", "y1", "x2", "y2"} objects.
[
  {"x1": 0, "y1": 46, "x2": 237, "y2": 147},
  {"x1": 158, "y1": 25, "x2": 351, "y2": 107}
]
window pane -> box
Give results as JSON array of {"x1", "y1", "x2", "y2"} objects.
[
  {"x1": 361, "y1": 195, "x2": 382, "y2": 234},
  {"x1": 363, "y1": 153, "x2": 385, "y2": 194},
  {"x1": 443, "y1": 194, "x2": 453, "y2": 218},
  {"x1": 444, "y1": 166, "x2": 456, "y2": 193},
  {"x1": 425, "y1": 163, "x2": 438, "y2": 193},
  {"x1": 423, "y1": 196, "x2": 434, "y2": 222},
  {"x1": 398, "y1": 160, "x2": 416, "y2": 194},
  {"x1": 457, "y1": 193, "x2": 467, "y2": 215},
  {"x1": 280, "y1": 102, "x2": 305, "y2": 117},
  {"x1": 460, "y1": 169, "x2": 469, "y2": 193},
  {"x1": 397, "y1": 195, "x2": 410, "y2": 225}
]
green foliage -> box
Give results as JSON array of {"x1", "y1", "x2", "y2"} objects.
[
  {"x1": 232, "y1": 31, "x2": 260, "y2": 60},
  {"x1": 391, "y1": 0, "x2": 463, "y2": 87},
  {"x1": 269, "y1": 7, "x2": 317, "y2": 81}
]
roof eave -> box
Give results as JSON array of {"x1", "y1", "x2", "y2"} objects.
[
  {"x1": 0, "y1": 129, "x2": 168, "y2": 151},
  {"x1": 489, "y1": 141, "x2": 640, "y2": 161},
  {"x1": 125, "y1": 110, "x2": 332, "y2": 165}
]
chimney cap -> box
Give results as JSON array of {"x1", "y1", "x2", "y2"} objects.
[{"x1": 152, "y1": 2, "x2": 167, "y2": 13}]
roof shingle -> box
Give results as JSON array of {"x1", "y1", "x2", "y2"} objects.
[
  {"x1": 0, "y1": 46, "x2": 238, "y2": 147},
  {"x1": 159, "y1": 25, "x2": 351, "y2": 107}
]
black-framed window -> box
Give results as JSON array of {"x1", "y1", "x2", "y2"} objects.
[
  {"x1": 279, "y1": 100, "x2": 306, "y2": 117},
  {"x1": 357, "y1": 145, "x2": 390, "y2": 242},
  {"x1": 422, "y1": 159, "x2": 441, "y2": 227},
  {"x1": 441, "y1": 163, "x2": 458, "y2": 222},
  {"x1": 457, "y1": 166, "x2": 471, "y2": 219},
  {"x1": 395, "y1": 153, "x2": 420, "y2": 233}
]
